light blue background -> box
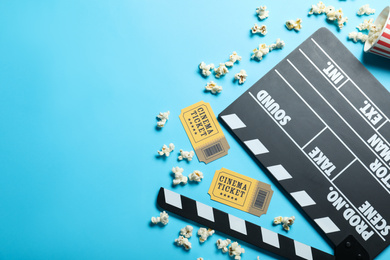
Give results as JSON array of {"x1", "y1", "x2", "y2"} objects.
[{"x1": 0, "y1": 0, "x2": 389, "y2": 259}]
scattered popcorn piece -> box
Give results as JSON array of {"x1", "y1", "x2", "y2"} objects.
[
  {"x1": 229, "y1": 51, "x2": 242, "y2": 64},
  {"x1": 348, "y1": 32, "x2": 368, "y2": 43},
  {"x1": 228, "y1": 242, "x2": 245, "y2": 260},
  {"x1": 285, "y1": 19, "x2": 302, "y2": 31},
  {"x1": 234, "y1": 70, "x2": 248, "y2": 84},
  {"x1": 214, "y1": 63, "x2": 229, "y2": 78},
  {"x1": 156, "y1": 111, "x2": 170, "y2": 128},
  {"x1": 197, "y1": 258, "x2": 204, "y2": 260},
  {"x1": 256, "y1": 6, "x2": 269, "y2": 20},
  {"x1": 225, "y1": 61, "x2": 234, "y2": 67},
  {"x1": 251, "y1": 43, "x2": 270, "y2": 61},
  {"x1": 294, "y1": 19, "x2": 302, "y2": 31},
  {"x1": 217, "y1": 238, "x2": 231, "y2": 253},
  {"x1": 157, "y1": 143, "x2": 175, "y2": 156},
  {"x1": 273, "y1": 216, "x2": 283, "y2": 225},
  {"x1": 224, "y1": 51, "x2": 242, "y2": 67},
  {"x1": 251, "y1": 24, "x2": 267, "y2": 35},
  {"x1": 172, "y1": 166, "x2": 188, "y2": 185},
  {"x1": 199, "y1": 62, "x2": 215, "y2": 77},
  {"x1": 175, "y1": 236, "x2": 192, "y2": 250},
  {"x1": 151, "y1": 211, "x2": 169, "y2": 225},
  {"x1": 283, "y1": 216, "x2": 295, "y2": 226},
  {"x1": 268, "y1": 44, "x2": 277, "y2": 52},
  {"x1": 325, "y1": 5, "x2": 335, "y2": 17},
  {"x1": 273, "y1": 215, "x2": 295, "y2": 231},
  {"x1": 180, "y1": 225, "x2": 194, "y2": 238},
  {"x1": 325, "y1": 7, "x2": 337, "y2": 21},
  {"x1": 198, "y1": 227, "x2": 215, "y2": 243},
  {"x1": 188, "y1": 170, "x2": 204, "y2": 182},
  {"x1": 282, "y1": 223, "x2": 291, "y2": 231},
  {"x1": 357, "y1": 4, "x2": 375, "y2": 16},
  {"x1": 205, "y1": 81, "x2": 222, "y2": 94},
  {"x1": 308, "y1": 1, "x2": 326, "y2": 15},
  {"x1": 252, "y1": 39, "x2": 285, "y2": 62},
  {"x1": 285, "y1": 20, "x2": 295, "y2": 30},
  {"x1": 178, "y1": 149, "x2": 195, "y2": 161},
  {"x1": 357, "y1": 18, "x2": 375, "y2": 31},
  {"x1": 281, "y1": 216, "x2": 295, "y2": 231},
  {"x1": 276, "y1": 38, "x2": 285, "y2": 49},
  {"x1": 338, "y1": 16, "x2": 348, "y2": 30},
  {"x1": 269, "y1": 38, "x2": 285, "y2": 51},
  {"x1": 257, "y1": 257, "x2": 261, "y2": 260},
  {"x1": 326, "y1": 7, "x2": 348, "y2": 29}
]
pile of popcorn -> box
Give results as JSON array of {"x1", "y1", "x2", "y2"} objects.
[
  {"x1": 308, "y1": 1, "x2": 348, "y2": 29},
  {"x1": 348, "y1": 14, "x2": 383, "y2": 45}
]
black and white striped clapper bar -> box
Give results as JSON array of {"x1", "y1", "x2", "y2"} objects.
[{"x1": 158, "y1": 187, "x2": 337, "y2": 260}]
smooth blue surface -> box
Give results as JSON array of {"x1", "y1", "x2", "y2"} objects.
[{"x1": 0, "y1": 1, "x2": 389, "y2": 259}]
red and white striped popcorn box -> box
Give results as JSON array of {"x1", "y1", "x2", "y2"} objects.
[{"x1": 364, "y1": 6, "x2": 390, "y2": 59}]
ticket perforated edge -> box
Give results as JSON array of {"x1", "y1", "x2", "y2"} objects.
[
  {"x1": 208, "y1": 168, "x2": 273, "y2": 217},
  {"x1": 179, "y1": 101, "x2": 230, "y2": 164}
]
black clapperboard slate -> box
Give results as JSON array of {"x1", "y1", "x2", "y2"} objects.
[{"x1": 219, "y1": 28, "x2": 390, "y2": 259}]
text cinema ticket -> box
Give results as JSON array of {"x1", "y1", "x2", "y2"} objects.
[
  {"x1": 180, "y1": 101, "x2": 230, "y2": 164},
  {"x1": 219, "y1": 28, "x2": 390, "y2": 259},
  {"x1": 208, "y1": 168, "x2": 273, "y2": 217}
]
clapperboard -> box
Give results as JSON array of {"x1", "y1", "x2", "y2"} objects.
[
  {"x1": 218, "y1": 27, "x2": 390, "y2": 259},
  {"x1": 157, "y1": 27, "x2": 390, "y2": 260}
]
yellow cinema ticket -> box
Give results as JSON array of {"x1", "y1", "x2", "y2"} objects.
[
  {"x1": 208, "y1": 168, "x2": 273, "y2": 217},
  {"x1": 179, "y1": 101, "x2": 230, "y2": 164}
]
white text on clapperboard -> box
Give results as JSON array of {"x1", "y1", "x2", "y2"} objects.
[
  {"x1": 328, "y1": 188, "x2": 390, "y2": 241},
  {"x1": 367, "y1": 134, "x2": 390, "y2": 188},
  {"x1": 256, "y1": 90, "x2": 291, "y2": 126}
]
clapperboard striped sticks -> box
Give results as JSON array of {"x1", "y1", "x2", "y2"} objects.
[{"x1": 157, "y1": 187, "x2": 335, "y2": 260}]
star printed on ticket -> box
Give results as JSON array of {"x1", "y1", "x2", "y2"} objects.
[
  {"x1": 179, "y1": 101, "x2": 230, "y2": 164},
  {"x1": 208, "y1": 168, "x2": 273, "y2": 217}
]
